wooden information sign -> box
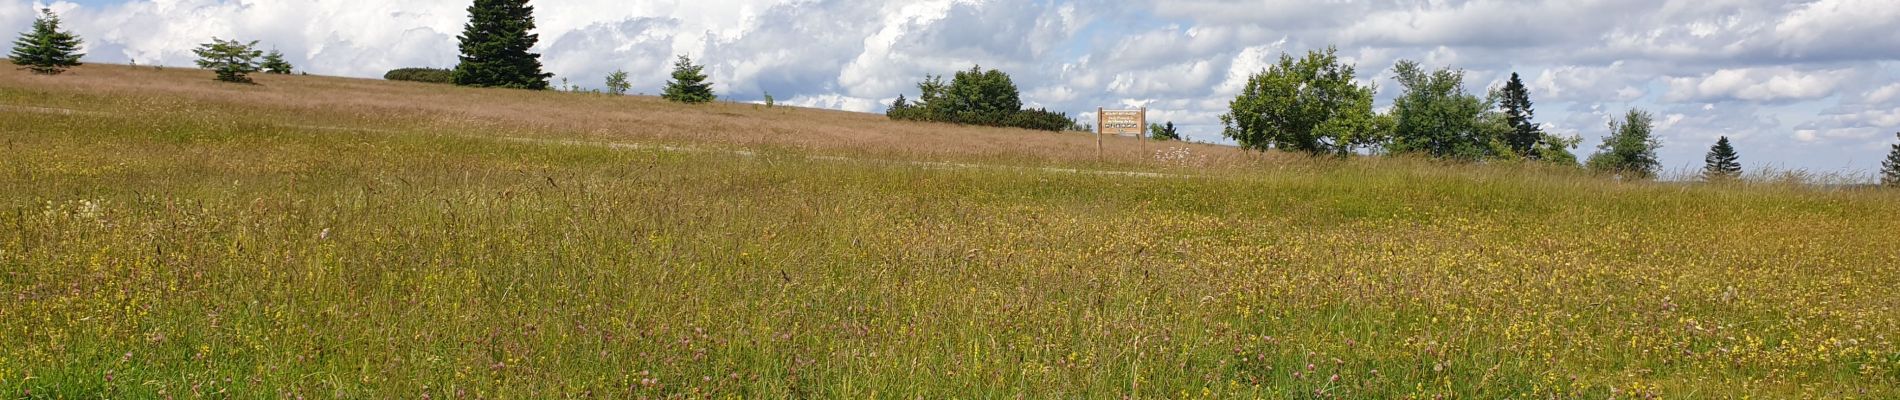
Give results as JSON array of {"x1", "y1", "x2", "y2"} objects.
[{"x1": 1096, "y1": 107, "x2": 1148, "y2": 158}]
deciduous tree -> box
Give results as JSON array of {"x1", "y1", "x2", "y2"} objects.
[
  {"x1": 604, "y1": 70, "x2": 630, "y2": 95},
  {"x1": 1221, "y1": 47, "x2": 1379, "y2": 156},
  {"x1": 1388, "y1": 60, "x2": 1499, "y2": 160},
  {"x1": 939, "y1": 66, "x2": 1022, "y2": 125},
  {"x1": 886, "y1": 68, "x2": 1072, "y2": 132},
  {"x1": 1587, "y1": 109, "x2": 1663, "y2": 180}
]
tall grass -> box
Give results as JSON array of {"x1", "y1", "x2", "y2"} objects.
[{"x1": 2, "y1": 65, "x2": 1896, "y2": 398}]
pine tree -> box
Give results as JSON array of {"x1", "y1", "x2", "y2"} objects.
[
  {"x1": 1703, "y1": 136, "x2": 1742, "y2": 181},
  {"x1": 453, "y1": 0, "x2": 551, "y2": 89},
  {"x1": 193, "y1": 38, "x2": 263, "y2": 83},
  {"x1": 9, "y1": 8, "x2": 85, "y2": 75},
  {"x1": 1499, "y1": 72, "x2": 1544, "y2": 159},
  {"x1": 1882, "y1": 133, "x2": 1900, "y2": 188},
  {"x1": 261, "y1": 50, "x2": 293, "y2": 74},
  {"x1": 661, "y1": 55, "x2": 715, "y2": 104}
]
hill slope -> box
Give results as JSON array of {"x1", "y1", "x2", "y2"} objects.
[{"x1": 3, "y1": 65, "x2": 1897, "y2": 398}]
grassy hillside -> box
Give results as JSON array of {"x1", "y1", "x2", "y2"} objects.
[{"x1": 3, "y1": 65, "x2": 1896, "y2": 398}]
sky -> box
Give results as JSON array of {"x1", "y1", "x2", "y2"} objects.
[{"x1": 6, "y1": 0, "x2": 1899, "y2": 176}]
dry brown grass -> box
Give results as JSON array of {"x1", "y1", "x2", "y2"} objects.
[{"x1": 3, "y1": 63, "x2": 1278, "y2": 170}]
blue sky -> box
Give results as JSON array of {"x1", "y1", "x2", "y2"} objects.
[{"x1": 7, "y1": 0, "x2": 1898, "y2": 177}]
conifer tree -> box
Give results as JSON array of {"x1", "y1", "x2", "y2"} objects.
[
  {"x1": 1882, "y1": 133, "x2": 1900, "y2": 187},
  {"x1": 661, "y1": 55, "x2": 715, "y2": 104},
  {"x1": 9, "y1": 8, "x2": 85, "y2": 75},
  {"x1": 261, "y1": 50, "x2": 293, "y2": 74},
  {"x1": 1703, "y1": 136, "x2": 1742, "y2": 181},
  {"x1": 1499, "y1": 72, "x2": 1544, "y2": 159},
  {"x1": 193, "y1": 38, "x2": 262, "y2": 83},
  {"x1": 453, "y1": 0, "x2": 551, "y2": 89}
]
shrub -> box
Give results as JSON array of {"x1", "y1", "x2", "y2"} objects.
[
  {"x1": 385, "y1": 68, "x2": 455, "y2": 84},
  {"x1": 1004, "y1": 108, "x2": 1076, "y2": 132}
]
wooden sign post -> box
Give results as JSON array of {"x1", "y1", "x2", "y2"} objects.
[{"x1": 1097, "y1": 107, "x2": 1148, "y2": 160}]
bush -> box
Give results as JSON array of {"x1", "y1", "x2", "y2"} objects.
[
  {"x1": 385, "y1": 68, "x2": 455, "y2": 84},
  {"x1": 1004, "y1": 108, "x2": 1077, "y2": 132}
]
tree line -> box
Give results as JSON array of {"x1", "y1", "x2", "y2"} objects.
[
  {"x1": 11, "y1": 5, "x2": 1900, "y2": 184},
  {"x1": 1216, "y1": 47, "x2": 1846, "y2": 182}
]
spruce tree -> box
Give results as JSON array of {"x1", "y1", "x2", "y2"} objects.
[
  {"x1": 1499, "y1": 72, "x2": 1544, "y2": 159},
  {"x1": 453, "y1": 0, "x2": 551, "y2": 89},
  {"x1": 261, "y1": 50, "x2": 293, "y2": 74},
  {"x1": 661, "y1": 55, "x2": 715, "y2": 104},
  {"x1": 9, "y1": 8, "x2": 85, "y2": 75},
  {"x1": 1703, "y1": 136, "x2": 1742, "y2": 181},
  {"x1": 1882, "y1": 133, "x2": 1900, "y2": 188}
]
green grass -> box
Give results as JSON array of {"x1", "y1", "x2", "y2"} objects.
[{"x1": 2, "y1": 72, "x2": 1898, "y2": 399}]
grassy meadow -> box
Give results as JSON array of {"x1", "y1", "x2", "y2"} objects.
[{"x1": 2, "y1": 65, "x2": 1898, "y2": 398}]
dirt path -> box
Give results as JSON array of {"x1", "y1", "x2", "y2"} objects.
[
  {"x1": 510, "y1": 137, "x2": 1186, "y2": 179},
  {"x1": 2, "y1": 103, "x2": 1184, "y2": 179}
]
